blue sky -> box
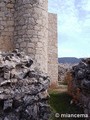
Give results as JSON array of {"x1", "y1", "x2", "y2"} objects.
[{"x1": 48, "y1": 0, "x2": 90, "y2": 58}]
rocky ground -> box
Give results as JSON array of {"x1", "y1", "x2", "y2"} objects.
[
  {"x1": 58, "y1": 63, "x2": 74, "y2": 82},
  {"x1": 0, "y1": 49, "x2": 51, "y2": 120}
]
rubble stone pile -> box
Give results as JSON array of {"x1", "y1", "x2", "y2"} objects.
[
  {"x1": 58, "y1": 63, "x2": 72, "y2": 82},
  {"x1": 0, "y1": 49, "x2": 50, "y2": 120},
  {"x1": 71, "y1": 58, "x2": 90, "y2": 118},
  {"x1": 58, "y1": 64, "x2": 68, "y2": 81}
]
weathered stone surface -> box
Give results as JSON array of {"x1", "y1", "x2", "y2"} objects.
[
  {"x1": 58, "y1": 63, "x2": 72, "y2": 82},
  {"x1": 14, "y1": 0, "x2": 48, "y2": 73},
  {"x1": 0, "y1": 0, "x2": 58, "y2": 87},
  {"x1": 48, "y1": 13, "x2": 58, "y2": 87},
  {"x1": 70, "y1": 58, "x2": 90, "y2": 119},
  {"x1": 0, "y1": 50, "x2": 51, "y2": 120},
  {"x1": 0, "y1": 0, "x2": 14, "y2": 51}
]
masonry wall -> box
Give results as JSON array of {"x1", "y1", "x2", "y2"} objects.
[
  {"x1": 14, "y1": 0, "x2": 48, "y2": 73},
  {"x1": 48, "y1": 13, "x2": 58, "y2": 87},
  {"x1": 0, "y1": 0, "x2": 15, "y2": 51},
  {"x1": 0, "y1": 0, "x2": 58, "y2": 86}
]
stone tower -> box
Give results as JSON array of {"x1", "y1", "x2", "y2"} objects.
[
  {"x1": 0, "y1": 0, "x2": 15, "y2": 51},
  {"x1": 14, "y1": 0, "x2": 48, "y2": 73},
  {"x1": 0, "y1": 0, "x2": 58, "y2": 87},
  {"x1": 48, "y1": 13, "x2": 58, "y2": 87}
]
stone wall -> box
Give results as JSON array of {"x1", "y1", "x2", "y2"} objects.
[
  {"x1": 69, "y1": 59, "x2": 90, "y2": 118},
  {"x1": 0, "y1": 0, "x2": 15, "y2": 51},
  {"x1": 48, "y1": 13, "x2": 58, "y2": 87},
  {"x1": 14, "y1": 0, "x2": 48, "y2": 73},
  {"x1": 0, "y1": 50, "x2": 50, "y2": 120},
  {"x1": 0, "y1": 0, "x2": 58, "y2": 86}
]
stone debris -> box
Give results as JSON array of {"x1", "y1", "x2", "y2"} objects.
[
  {"x1": 71, "y1": 58, "x2": 90, "y2": 118},
  {"x1": 58, "y1": 63, "x2": 70, "y2": 81},
  {"x1": 0, "y1": 49, "x2": 50, "y2": 120}
]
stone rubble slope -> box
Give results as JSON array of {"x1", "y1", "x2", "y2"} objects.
[
  {"x1": 58, "y1": 63, "x2": 70, "y2": 81},
  {"x1": 0, "y1": 49, "x2": 50, "y2": 120},
  {"x1": 71, "y1": 58, "x2": 90, "y2": 118}
]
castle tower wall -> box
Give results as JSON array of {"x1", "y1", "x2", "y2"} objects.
[
  {"x1": 0, "y1": 0, "x2": 15, "y2": 51},
  {"x1": 0, "y1": 1, "x2": 58, "y2": 86},
  {"x1": 14, "y1": 0, "x2": 48, "y2": 73},
  {"x1": 48, "y1": 13, "x2": 58, "y2": 87}
]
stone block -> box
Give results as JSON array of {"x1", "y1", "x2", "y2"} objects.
[
  {"x1": 20, "y1": 42, "x2": 27, "y2": 48},
  {"x1": 6, "y1": 4, "x2": 14, "y2": 9},
  {"x1": 7, "y1": 21, "x2": 14, "y2": 26}
]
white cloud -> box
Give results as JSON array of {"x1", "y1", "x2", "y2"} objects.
[
  {"x1": 83, "y1": 18, "x2": 90, "y2": 27},
  {"x1": 82, "y1": 0, "x2": 90, "y2": 11},
  {"x1": 48, "y1": 0, "x2": 90, "y2": 57}
]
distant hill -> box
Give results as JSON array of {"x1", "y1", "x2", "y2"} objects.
[{"x1": 58, "y1": 57, "x2": 81, "y2": 64}]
